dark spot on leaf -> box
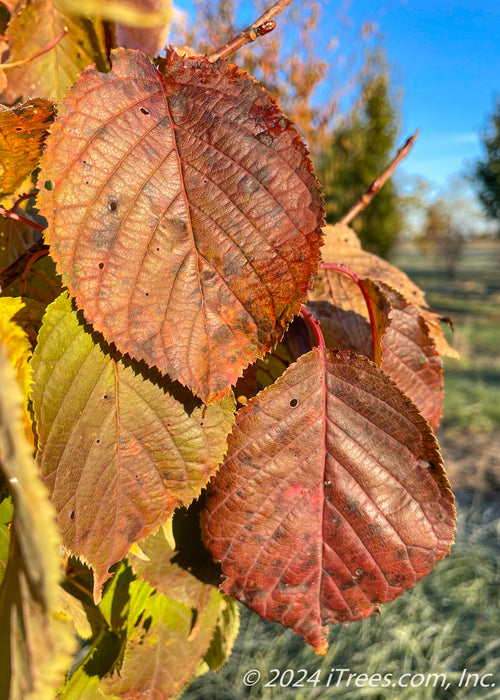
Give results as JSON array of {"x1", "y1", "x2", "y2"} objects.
[
  {"x1": 386, "y1": 573, "x2": 406, "y2": 587},
  {"x1": 145, "y1": 292, "x2": 149, "y2": 297},
  {"x1": 240, "y1": 175, "x2": 260, "y2": 195},
  {"x1": 108, "y1": 201, "x2": 118, "y2": 212},
  {"x1": 213, "y1": 325, "x2": 231, "y2": 343},
  {"x1": 239, "y1": 453, "x2": 254, "y2": 467},
  {"x1": 166, "y1": 217, "x2": 187, "y2": 238},
  {"x1": 253, "y1": 166, "x2": 272, "y2": 184},
  {"x1": 256, "y1": 131, "x2": 273, "y2": 148},
  {"x1": 201, "y1": 269, "x2": 217, "y2": 285},
  {"x1": 98, "y1": 262, "x2": 104, "y2": 269},
  {"x1": 367, "y1": 522, "x2": 383, "y2": 536},
  {"x1": 140, "y1": 107, "x2": 150, "y2": 115},
  {"x1": 15, "y1": 126, "x2": 22, "y2": 132},
  {"x1": 338, "y1": 578, "x2": 357, "y2": 591},
  {"x1": 70, "y1": 510, "x2": 75, "y2": 521},
  {"x1": 44, "y1": 180, "x2": 55, "y2": 191},
  {"x1": 289, "y1": 398, "x2": 298, "y2": 407},
  {"x1": 92, "y1": 230, "x2": 116, "y2": 251},
  {"x1": 123, "y1": 515, "x2": 144, "y2": 541},
  {"x1": 344, "y1": 499, "x2": 363, "y2": 517}
]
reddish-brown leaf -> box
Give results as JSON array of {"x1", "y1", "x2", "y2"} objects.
[
  {"x1": 316, "y1": 225, "x2": 459, "y2": 360},
  {"x1": 307, "y1": 274, "x2": 444, "y2": 429},
  {"x1": 36, "y1": 48, "x2": 324, "y2": 403},
  {"x1": 378, "y1": 282, "x2": 444, "y2": 429},
  {"x1": 203, "y1": 348, "x2": 455, "y2": 654},
  {"x1": 0, "y1": 99, "x2": 55, "y2": 208}
]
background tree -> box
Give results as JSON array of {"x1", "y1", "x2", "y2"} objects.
[
  {"x1": 317, "y1": 49, "x2": 402, "y2": 258},
  {"x1": 418, "y1": 199, "x2": 464, "y2": 279},
  {"x1": 474, "y1": 96, "x2": 500, "y2": 224},
  {"x1": 176, "y1": 0, "x2": 377, "y2": 156}
]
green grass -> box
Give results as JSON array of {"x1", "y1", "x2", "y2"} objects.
[
  {"x1": 183, "y1": 496, "x2": 500, "y2": 700},
  {"x1": 392, "y1": 240, "x2": 500, "y2": 436}
]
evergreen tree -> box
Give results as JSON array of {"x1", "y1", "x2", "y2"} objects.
[
  {"x1": 318, "y1": 50, "x2": 402, "y2": 258},
  {"x1": 475, "y1": 97, "x2": 500, "y2": 222}
]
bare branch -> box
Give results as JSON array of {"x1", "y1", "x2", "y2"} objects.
[
  {"x1": 0, "y1": 205, "x2": 49, "y2": 290},
  {"x1": 207, "y1": 0, "x2": 295, "y2": 63},
  {"x1": 337, "y1": 130, "x2": 420, "y2": 227},
  {"x1": 0, "y1": 28, "x2": 67, "y2": 69},
  {"x1": 0, "y1": 237, "x2": 48, "y2": 291}
]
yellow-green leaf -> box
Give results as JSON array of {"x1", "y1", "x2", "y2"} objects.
[
  {"x1": 0, "y1": 296, "x2": 38, "y2": 443},
  {"x1": 101, "y1": 577, "x2": 222, "y2": 699},
  {"x1": 30, "y1": 292, "x2": 235, "y2": 600},
  {"x1": 0, "y1": 342, "x2": 76, "y2": 700},
  {"x1": 2, "y1": 0, "x2": 109, "y2": 102},
  {"x1": 58, "y1": 0, "x2": 172, "y2": 28}
]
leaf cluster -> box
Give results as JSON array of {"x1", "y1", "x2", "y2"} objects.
[{"x1": 0, "y1": 1, "x2": 458, "y2": 697}]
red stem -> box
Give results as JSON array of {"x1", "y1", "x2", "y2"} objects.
[
  {"x1": 11, "y1": 192, "x2": 37, "y2": 209},
  {"x1": 320, "y1": 262, "x2": 378, "y2": 361},
  {"x1": 0, "y1": 206, "x2": 45, "y2": 233},
  {"x1": 300, "y1": 305, "x2": 326, "y2": 352},
  {"x1": 21, "y1": 248, "x2": 49, "y2": 295}
]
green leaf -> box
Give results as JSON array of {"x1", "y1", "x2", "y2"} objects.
[
  {"x1": 0, "y1": 495, "x2": 13, "y2": 586},
  {"x1": 0, "y1": 342, "x2": 76, "y2": 699},
  {"x1": 59, "y1": 670, "x2": 105, "y2": 700},
  {"x1": 30, "y1": 292, "x2": 235, "y2": 600},
  {"x1": 198, "y1": 595, "x2": 240, "y2": 674},
  {"x1": 58, "y1": 585, "x2": 93, "y2": 639},
  {"x1": 0, "y1": 296, "x2": 38, "y2": 443},
  {"x1": 100, "y1": 577, "x2": 223, "y2": 699}
]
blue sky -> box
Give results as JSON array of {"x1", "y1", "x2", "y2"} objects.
[
  {"x1": 173, "y1": 0, "x2": 499, "y2": 192},
  {"x1": 348, "y1": 0, "x2": 500, "y2": 189}
]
